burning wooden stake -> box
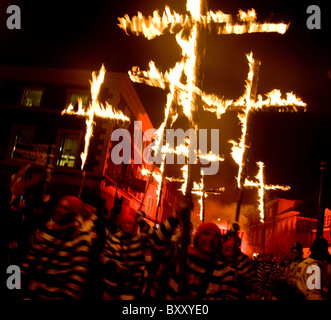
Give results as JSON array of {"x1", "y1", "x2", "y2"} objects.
[
  {"x1": 244, "y1": 161, "x2": 290, "y2": 254},
  {"x1": 61, "y1": 65, "x2": 130, "y2": 197},
  {"x1": 192, "y1": 171, "x2": 224, "y2": 222},
  {"x1": 227, "y1": 53, "x2": 305, "y2": 223},
  {"x1": 77, "y1": 170, "x2": 86, "y2": 199}
]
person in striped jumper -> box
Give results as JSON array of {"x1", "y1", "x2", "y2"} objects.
[
  {"x1": 100, "y1": 210, "x2": 154, "y2": 300},
  {"x1": 256, "y1": 252, "x2": 278, "y2": 299},
  {"x1": 20, "y1": 196, "x2": 97, "y2": 300},
  {"x1": 221, "y1": 231, "x2": 258, "y2": 299},
  {"x1": 150, "y1": 197, "x2": 239, "y2": 300}
]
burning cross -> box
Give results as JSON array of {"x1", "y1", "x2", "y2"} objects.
[
  {"x1": 221, "y1": 52, "x2": 306, "y2": 190},
  {"x1": 62, "y1": 65, "x2": 130, "y2": 171},
  {"x1": 118, "y1": 0, "x2": 305, "y2": 294},
  {"x1": 245, "y1": 161, "x2": 290, "y2": 222},
  {"x1": 118, "y1": 0, "x2": 306, "y2": 199},
  {"x1": 192, "y1": 170, "x2": 224, "y2": 222},
  {"x1": 223, "y1": 52, "x2": 305, "y2": 221}
]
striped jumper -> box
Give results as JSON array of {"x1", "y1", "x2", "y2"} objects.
[
  {"x1": 256, "y1": 260, "x2": 278, "y2": 290},
  {"x1": 153, "y1": 217, "x2": 239, "y2": 300},
  {"x1": 227, "y1": 252, "x2": 258, "y2": 298},
  {"x1": 20, "y1": 222, "x2": 94, "y2": 300},
  {"x1": 100, "y1": 219, "x2": 154, "y2": 300}
]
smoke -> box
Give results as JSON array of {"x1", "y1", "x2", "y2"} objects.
[{"x1": 191, "y1": 197, "x2": 256, "y2": 256}]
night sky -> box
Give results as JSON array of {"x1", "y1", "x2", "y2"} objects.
[{"x1": 1, "y1": 0, "x2": 330, "y2": 211}]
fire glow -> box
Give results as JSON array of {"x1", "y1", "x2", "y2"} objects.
[
  {"x1": 192, "y1": 171, "x2": 225, "y2": 221},
  {"x1": 62, "y1": 65, "x2": 130, "y2": 170},
  {"x1": 245, "y1": 162, "x2": 290, "y2": 222},
  {"x1": 119, "y1": 0, "x2": 306, "y2": 223},
  {"x1": 225, "y1": 53, "x2": 306, "y2": 189}
]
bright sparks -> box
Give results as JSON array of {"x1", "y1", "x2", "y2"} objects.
[{"x1": 62, "y1": 65, "x2": 130, "y2": 170}]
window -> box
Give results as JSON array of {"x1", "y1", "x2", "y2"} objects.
[
  {"x1": 258, "y1": 229, "x2": 262, "y2": 243},
  {"x1": 21, "y1": 87, "x2": 44, "y2": 107},
  {"x1": 7, "y1": 125, "x2": 36, "y2": 160},
  {"x1": 324, "y1": 210, "x2": 331, "y2": 227},
  {"x1": 146, "y1": 196, "x2": 155, "y2": 215},
  {"x1": 56, "y1": 130, "x2": 82, "y2": 168},
  {"x1": 12, "y1": 125, "x2": 35, "y2": 144},
  {"x1": 65, "y1": 90, "x2": 89, "y2": 111}
]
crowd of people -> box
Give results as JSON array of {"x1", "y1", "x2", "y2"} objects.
[{"x1": 3, "y1": 194, "x2": 331, "y2": 300}]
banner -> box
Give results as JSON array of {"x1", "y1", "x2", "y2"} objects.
[{"x1": 12, "y1": 142, "x2": 52, "y2": 166}]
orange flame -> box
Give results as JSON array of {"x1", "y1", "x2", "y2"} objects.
[
  {"x1": 179, "y1": 164, "x2": 189, "y2": 195},
  {"x1": 228, "y1": 52, "x2": 256, "y2": 187},
  {"x1": 119, "y1": 1, "x2": 301, "y2": 205},
  {"x1": 62, "y1": 65, "x2": 130, "y2": 169},
  {"x1": 121, "y1": 1, "x2": 203, "y2": 195},
  {"x1": 121, "y1": 5, "x2": 293, "y2": 124},
  {"x1": 192, "y1": 170, "x2": 225, "y2": 222},
  {"x1": 227, "y1": 53, "x2": 306, "y2": 188},
  {"x1": 192, "y1": 171, "x2": 205, "y2": 221},
  {"x1": 118, "y1": 6, "x2": 289, "y2": 39}
]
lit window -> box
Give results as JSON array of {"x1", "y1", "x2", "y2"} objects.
[
  {"x1": 21, "y1": 87, "x2": 44, "y2": 107},
  {"x1": 145, "y1": 196, "x2": 155, "y2": 214},
  {"x1": 66, "y1": 90, "x2": 89, "y2": 111},
  {"x1": 146, "y1": 197, "x2": 151, "y2": 214},
  {"x1": 324, "y1": 210, "x2": 331, "y2": 227},
  {"x1": 56, "y1": 131, "x2": 81, "y2": 168}
]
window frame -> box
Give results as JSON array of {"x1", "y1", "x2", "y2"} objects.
[
  {"x1": 55, "y1": 129, "x2": 83, "y2": 169},
  {"x1": 65, "y1": 89, "x2": 90, "y2": 112},
  {"x1": 6, "y1": 124, "x2": 36, "y2": 161},
  {"x1": 21, "y1": 86, "x2": 45, "y2": 108}
]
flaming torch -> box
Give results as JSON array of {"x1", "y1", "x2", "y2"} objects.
[{"x1": 62, "y1": 65, "x2": 130, "y2": 197}]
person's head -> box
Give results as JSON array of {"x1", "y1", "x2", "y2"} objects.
[
  {"x1": 53, "y1": 195, "x2": 84, "y2": 226},
  {"x1": 290, "y1": 242, "x2": 303, "y2": 260},
  {"x1": 222, "y1": 234, "x2": 241, "y2": 263},
  {"x1": 52, "y1": 195, "x2": 97, "y2": 232},
  {"x1": 310, "y1": 237, "x2": 330, "y2": 261},
  {"x1": 263, "y1": 252, "x2": 273, "y2": 263},
  {"x1": 118, "y1": 212, "x2": 137, "y2": 235},
  {"x1": 193, "y1": 222, "x2": 222, "y2": 257}
]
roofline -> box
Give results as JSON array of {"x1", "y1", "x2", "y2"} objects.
[{"x1": 0, "y1": 64, "x2": 127, "y2": 87}]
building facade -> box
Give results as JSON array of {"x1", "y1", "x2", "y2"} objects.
[
  {"x1": 0, "y1": 64, "x2": 176, "y2": 223},
  {"x1": 248, "y1": 198, "x2": 330, "y2": 258}
]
